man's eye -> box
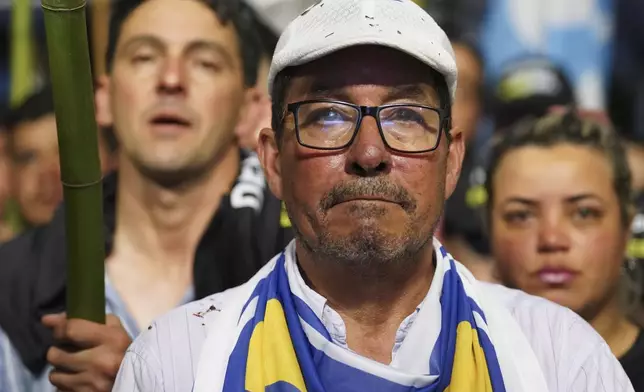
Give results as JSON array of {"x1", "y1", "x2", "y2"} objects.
[
  {"x1": 194, "y1": 57, "x2": 224, "y2": 72},
  {"x1": 132, "y1": 54, "x2": 155, "y2": 63},
  {"x1": 302, "y1": 108, "x2": 349, "y2": 127},
  {"x1": 14, "y1": 150, "x2": 37, "y2": 166},
  {"x1": 387, "y1": 108, "x2": 426, "y2": 124},
  {"x1": 315, "y1": 109, "x2": 345, "y2": 122}
]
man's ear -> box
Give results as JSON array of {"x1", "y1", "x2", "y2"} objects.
[
  {"x1": 444, "y1": 126, "x2": 465, "y2": 200},
  {"x1": 95, "y1": 75, "x2": 113, "y2": 127},
  {"x1": 235, "y1": 87, "x2": 271, "y2": 151},
  {"x1": 257, "y1": 127, "x2": 282, "y2": 200}
]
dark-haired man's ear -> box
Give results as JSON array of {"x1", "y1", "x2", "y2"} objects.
[
  {"x1": 235, "y1": 87, "x2": 271, "y2": 151},
  {"x1": 95, "y1": 75, "x2": 113, "y2": 128}
]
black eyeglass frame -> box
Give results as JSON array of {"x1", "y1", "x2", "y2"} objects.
[{"x1": 285, "y1": 99, "x2": 451, "y2": 153}]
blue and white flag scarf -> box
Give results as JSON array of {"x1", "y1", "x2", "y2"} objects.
[{"x1": 193, "y1": 239, "x2": 550, "y2": 392}]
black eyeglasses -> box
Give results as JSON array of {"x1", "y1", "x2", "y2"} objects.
[{"x1": 285, "y1": 99, "x2": 450, "y2": 153}]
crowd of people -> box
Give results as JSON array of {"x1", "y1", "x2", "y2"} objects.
[{"x1": 0, "y1": 0, "x2": 642, "y2": 391}]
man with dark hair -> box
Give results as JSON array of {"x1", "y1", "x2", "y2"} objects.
[
  {"x1": 115, "y1": 1, "x2": 632, "y2": 391},
  {"x1": 3, "y1": 86, "x2": 62, "y2": 229},
  {"x1": 2, "y1": 85, "x2": 113, "y2": 230},
  {"x1": 0, "y1": 0, "x2": 292, "y2": 391}
]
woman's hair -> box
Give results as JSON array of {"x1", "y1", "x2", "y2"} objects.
[{"x1": 484, "y1": 108, "x2": 634, "y2": 229}]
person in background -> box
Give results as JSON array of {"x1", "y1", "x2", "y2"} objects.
[
  {"x1": 492, "y1": 58, "x2": 577, "y2": 133},
  {"x1": 0, "y1": 0, "x2": 292, "y2": 391},
  {"x1": 625, "y1": 137, "x2": 644, "y2": 320},
  {"x1": 486, "y1": 109, "x2": 644, "y2": 390},
  {"x1": 116, "y1": 1, "x2": 632, "y2": 391},
  {"x1": 443, "y1": 57, "x2": 576, "y2": 282},
  {"x1": 626, "y1": 140, "x2": 644, "y2": 193},
  {"x1": 237, "y1": 0, "x2": 319, "y2": 151},
  {"x1": 450, "y1": 41, "x2": 483, "y2": 144},
  {"x1": 2, "y1": 86, "x2": 114, "y2": 230},
  {"x1": 4, "y1": 86, "x2": 62, "y2": 229},
  {"x1": 609, "y1": 0, "x2": 644, "y2": 143},
  {"x1": 438, "y1": 39, "x2": 488, "y2": 276},
  {"x1": 0, "y1": 115, "x2": 13, "y2": 242},
  {"x1": 233, "y1": 0, "x2": 278, "y2": 151}
]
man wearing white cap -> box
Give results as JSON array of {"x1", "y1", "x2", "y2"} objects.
[{"x1": 114, "y1": 0, "x2": 634, "y2": 391}]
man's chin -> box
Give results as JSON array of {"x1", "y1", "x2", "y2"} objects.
[
  {"x1": 133, "y1": 158, "x2": 209, "y2": 188},
  {"x1": 312, "y1": 227, "x2": 412, "y2": 266},
  {"x1": 324, "y1": 216, "x2": 406, "y2": 239}
]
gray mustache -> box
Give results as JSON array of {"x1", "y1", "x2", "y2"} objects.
[{"x1": 319, "y1": 178, "x2": 417, "y2": 212}]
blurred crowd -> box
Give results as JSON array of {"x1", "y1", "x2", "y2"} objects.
[{"x1": 0, "y1": 0, "x2": 643, "y2": 390}]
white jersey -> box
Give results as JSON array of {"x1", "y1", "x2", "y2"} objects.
[{"x1": 114, "y1": 242, "x2": 633, "y2": 392}]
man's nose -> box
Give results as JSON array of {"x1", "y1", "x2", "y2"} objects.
[
  {"x1": 157, "y1": 57, "x2": 187, "y2": 95},
  {"x1": 345, "y1": 116, "x2": 391, "y2": 177}
]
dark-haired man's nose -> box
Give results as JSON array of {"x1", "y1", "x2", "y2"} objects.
[{"x1": 157, "y1": 57, "x2": 187, "y2": 97}]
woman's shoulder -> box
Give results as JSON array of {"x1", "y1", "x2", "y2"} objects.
[{"x1": 477, "y1": 281, "x2": 635, "y2": 391}]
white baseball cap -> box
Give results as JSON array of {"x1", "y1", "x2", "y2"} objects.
[
  {"x1": 267, "y1": 0, "x2": 458, "y2": 103},
  {"x1": 244, "y1": 0, "x2": 320, "y2": 35}
]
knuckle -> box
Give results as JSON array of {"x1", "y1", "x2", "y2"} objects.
[
  {"x1": 91, "y1": 377, "x2": 113, "y2": 392},
  {"x1": 65, "y1": 321, "x2": 82, "y2": 340},
  {"x1": 48, "y1": 370, "x2": 66, "y2": 388},
  {"x1": 114, "y1": 332, "x2": 132, "y2": 350},
  {"x1": 52, "y1": 320, "x2": 68, "y2": 341},
  {"x1": 46, "y1": 347, "x2": 61, "y2": 364},
  {"x1": 106, "y1": 322, "x2": 132, "y2": 349},
  {"x1": 98, "y1": 353, "x2": 123, "y2": 378}
]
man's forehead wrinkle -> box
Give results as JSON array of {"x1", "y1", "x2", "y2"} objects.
[
  {"x1": 288, "y1": 74, "x2": 439, "y2": 105},
  {"x1": 308, "y1": 67, "x2": 429, "y2": 88}
]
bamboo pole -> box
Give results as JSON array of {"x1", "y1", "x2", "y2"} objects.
[
  {"x1": 90, "y1": 0, "x2": 110, "y2": 77},
  {"x1": 10, "y1": 0, "x2": 35, "y2": 107},
  {"x1": 41, "y1": 0, "x2": 105, "y2": 323}
]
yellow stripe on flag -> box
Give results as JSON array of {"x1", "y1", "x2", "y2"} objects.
[
  {"x1": 246, "y1": 299, "x2": 307, "y2": 392},
  {"x1": 445, "y1": 321, "x2": 493, "y2": 392}
]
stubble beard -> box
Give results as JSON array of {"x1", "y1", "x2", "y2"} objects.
[{"x1": 293, "y1": 205, "x2": 439, "y2": 278}]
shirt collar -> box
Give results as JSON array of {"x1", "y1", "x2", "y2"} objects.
[{"x1": 282, "y1": 238, "x2": 446, "y2": 357}]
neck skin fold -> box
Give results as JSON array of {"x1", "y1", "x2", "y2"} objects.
[{"x1": 112, "y1": 145, "x2": 239, "y2": 266}]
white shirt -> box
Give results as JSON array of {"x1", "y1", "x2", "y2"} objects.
[{"x1": 114, "y1": 242, "x2": 633, "y2": 392}]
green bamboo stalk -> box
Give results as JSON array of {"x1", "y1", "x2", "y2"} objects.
[
  {"x1": 41, "y1": 0, "x2": 105, "y2": 323},
  {"x1": 10, "y1": 0, "x2": 35, "y2": 107}
]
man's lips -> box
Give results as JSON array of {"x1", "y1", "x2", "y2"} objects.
[
  {"x1": 149, "y1": 111, "x2": 192, "y2": 129},
  {"x1": 334, "y1": 196, "x2": 399, "y2": 205}
]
